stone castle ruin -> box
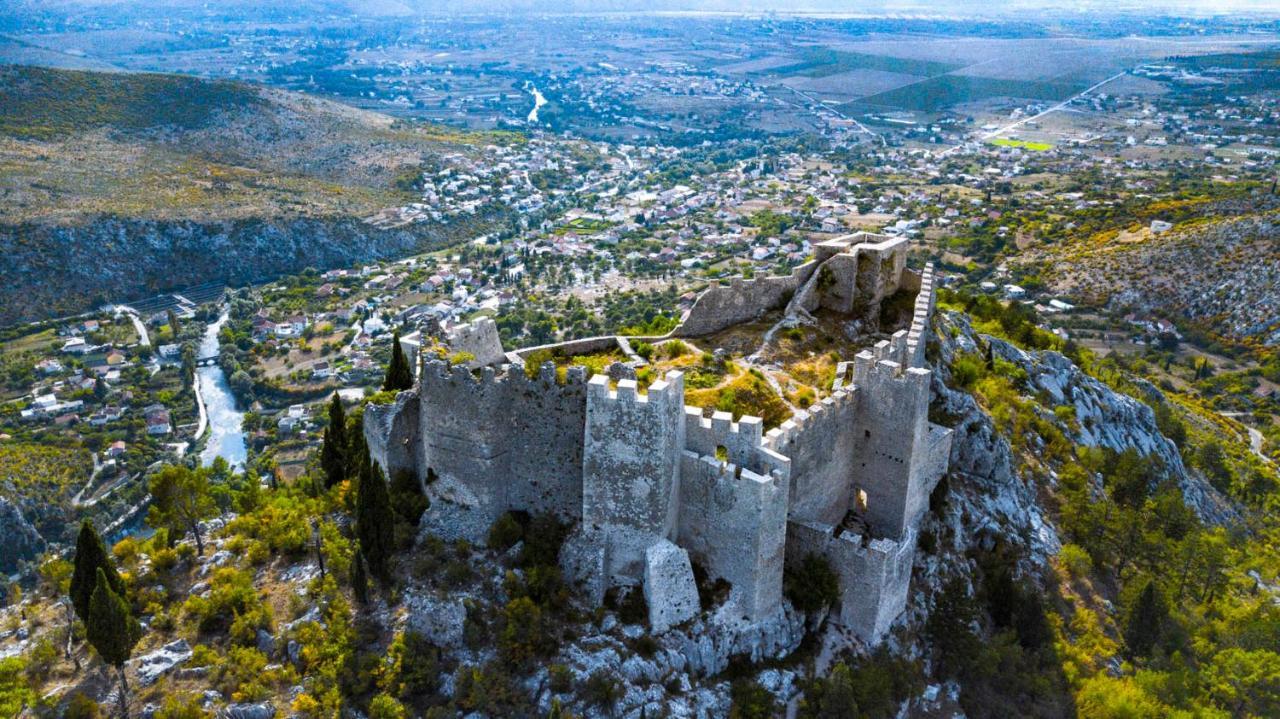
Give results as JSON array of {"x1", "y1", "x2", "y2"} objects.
[{"x1": 366, "y1": 233, "x2": 951, "y2": 643}]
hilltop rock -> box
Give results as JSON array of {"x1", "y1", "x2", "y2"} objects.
[
  {"x1": 132, "y1": 639, "x2": 193, "y2": 687},
  {"x1": 221, "y1": 702, "x2": 275, "y2": 719}
]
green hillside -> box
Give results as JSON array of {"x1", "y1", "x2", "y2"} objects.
[{"x1": 0, "y1": 64, "x2": 263, "y2": 140}]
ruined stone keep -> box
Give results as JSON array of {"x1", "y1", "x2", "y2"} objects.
[{"x1": 366, "y1": 233, "x2": 951, "y2": 642}]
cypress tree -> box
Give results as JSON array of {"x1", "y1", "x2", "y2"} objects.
[
  {"x1": 352, "y1": 551, "x2": 370, "y2": 605},
  {"x1": 86, "y1": 568, "x2": 141, "y2": 719},
  {"x1": 70, "y1": 521, "x2": 125, "y2": 623},
  {"x1": 320, "y1": 392, "x2": 349, "y2": 488},
  {"x1": 1124, "y1": 580, "x2": 1167, "y2": 658},
  {"x1": 356, "y1": 459, "x2": 396, "y2": 582},
  {"x1": 383, "y1": 332, "x2": 414, "y2": 392}
]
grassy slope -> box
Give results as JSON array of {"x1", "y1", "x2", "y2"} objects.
[{"x1": 0, "y1": 64, "x2": 507, "y2": 225}]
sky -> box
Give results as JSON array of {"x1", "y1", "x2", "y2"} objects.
[
  {"x1": 21, "y1": 0, "x2": 1280, "y2": 16},
  {"x1": 355, "y1": 0, "x2": 1280, "y2": 16}
]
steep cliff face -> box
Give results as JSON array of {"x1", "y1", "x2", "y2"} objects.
[
  {"x1": 922, "y1": 311, "x2": 1236, "y2": 565},
  {"x1": 886, "y1": 310, "x2": 1245, "y2": 714},
  {"x1": 0, "y1": 215, "x2": 475, "y2": 324},
  {"x1": 0, "y1": 498, "x2": 45, "y2": 574}
]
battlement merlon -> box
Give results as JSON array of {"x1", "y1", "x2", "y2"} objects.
[{"x1": 586, "y1": 370, "x2": 686, "y2": 407}]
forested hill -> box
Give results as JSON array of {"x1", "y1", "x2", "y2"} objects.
[{"x1": 0, "y1": 65, "x2": 512, "y2": 325}]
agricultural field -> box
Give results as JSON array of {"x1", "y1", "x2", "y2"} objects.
[{"x1": 991, "y1": 138, "x2": 1055, "y2": 151}]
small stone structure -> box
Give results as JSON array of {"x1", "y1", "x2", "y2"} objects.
[{"x1": 366, "y1": 233, "x2": 951, "y2": 644}]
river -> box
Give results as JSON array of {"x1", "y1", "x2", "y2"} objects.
[
  {"x1": 526, "y1": 82, "x2": 548, "y2": 123},
  {"x1": 198, "y1": 312, "x2": 248, "y2": 469}
]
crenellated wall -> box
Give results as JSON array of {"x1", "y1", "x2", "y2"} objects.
[
  {"x1": 785, "y1": 519, "x2": 916, "y2": 641},
  {"x1": 905, "y1": 263, "x2": 938, "y2": 368},
  {"x1": 368, "y1": 238, "x2": 951, "y2": 645},
  {"x1": 675, "y1": 262, "x2": 816, "y2": 338},
  {"x1": 764, "y1": 388, "x2": 861, "y2": 527},
  {"x1": 583, "y1": 373, "x2": 686, "y2": 583},
  {"x1": 412, "y1": 360, "x2": 589, "y2": 540}
]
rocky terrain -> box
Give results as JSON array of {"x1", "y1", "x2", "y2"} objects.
[{"x1": 1034, "y1": 204, "x2": 1280, "y2": 347}]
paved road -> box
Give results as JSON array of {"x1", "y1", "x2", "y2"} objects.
[
  {"x1": 1220, "y1": 412, "x2": 1273, "y2": 465},
  {"x1": 119, "y1": 307, "x2": 150, "y2": 347}
]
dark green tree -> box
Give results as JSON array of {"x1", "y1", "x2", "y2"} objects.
[
  {"x1": 798, "y1": 661, "x2": 860, "y2": 719},
  {"x1": 926, "y1": 578, "x2": 983, "y2": 680},
  {"x1": 69, "y1": 521, "x2": 125, "y2": 623},
  {"x1": 356, "y1": 457, "x2": 396, "y2": 582},
  {"x1": 729, "y1": 679, "x2": 778, "y2": 719},
  {"x1": 783, "y1": 553, "x2": 840, "y2": 613},
  {"x1": 146, "y1": 465, "x2": 216, "y2": 556},
  {"x1": 390, "y1": 468, "x2": 428, "y2": 527},
  {"x1": 383, "y1": 332, "x2": 414, "y2": 392},
  {"x1": 86, "y1": 568, "x2": 141, "y2": 719},
  {"x1": 352, "y1": 551, "x2": 370, "y2": 605},
  {"x1": 320, "y1": 393, "x2": 349, "y2": 488},
  {"x1": 1124, "y1": 580, "x2": 1167, "y2": 659},
  {"x1": 166, "y1": 309, "x2": 181, "y2": 338}
]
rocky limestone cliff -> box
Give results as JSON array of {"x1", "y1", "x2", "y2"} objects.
[
  {"x1": 0, "y1": 213, "x2": 497, "y2": 325},
  {"x1": 0, "y1": 498, "x2": 45, "y2": 574}
]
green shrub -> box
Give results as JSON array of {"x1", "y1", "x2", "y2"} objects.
[
  {"x1": 1059, "y1": 543, "x2": 1092, "y2": 580},
  {"x1": 393, "y1": 631, "x2": 442, "y2": 705},
  {"x1": 784, "y1": 553, "x2": 840, "y2": 612},
  {"x1": 64, "y1": 692, "x2": 101, "y2": 719},
  {"x1": 153, "y1": 693, "x2": 212, "y2": 719},
  {"x1": 368, "y1": 693, "x2": 407, "y2": 719},
  {"x1": 452, "y1": 662, "x2": 526, "y2": 715},
  {"x1": 487, "y1": 513, "x2": 524, "y2": 551},
  {"x1": 582, "y1": 670, "x2": 621, "y2": 709},
  {"x1": 184, "y1": 567, "x2": 272, "y2": 642},
  {"x1": 548, "y1": 664, "x2": 573, "y2": 693},
  {"x1": 664, "y1": 340, "x2": 689, "y2": 358},
  {"x1": 498, "y1": 598, "x2": 556, "y2": 667},
  {"x1": 951, "y1": 353, "x2": 985, "y2": 388},
  {"x1": 213, "y1": 647, "x2": 276, "y2": 702},
  {"x1": 729, "y1": 679, "x2": 778, "y2": 719}
]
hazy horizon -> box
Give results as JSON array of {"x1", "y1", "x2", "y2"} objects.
[{"x1": 11, "y1": 0, "x2": 1280, "y2": 19}]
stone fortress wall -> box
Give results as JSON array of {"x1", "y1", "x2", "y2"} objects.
[{"x1": 365, "y1": 232, "x2": 951, "y2": 644}]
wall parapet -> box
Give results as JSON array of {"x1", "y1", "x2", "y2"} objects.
[
  {"x1": 675, "y1": 262, "x2": 817, "y2": 338},
  {"x1": 763, "y1": 387, "x2": 858, "y2": 452},
  {"x1": 904, "y1": 263, "x2": 937, "y2": 369}
]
